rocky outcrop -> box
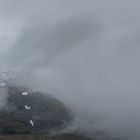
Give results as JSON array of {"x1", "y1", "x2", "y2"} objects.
[{"x1": 0, "y1": 84, "x2": 72, "y2": 134}]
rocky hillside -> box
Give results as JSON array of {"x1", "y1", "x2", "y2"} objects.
[
  {"x1": 0, "y1": 83, "x2": 91, "y2": 139},
  {"x1": 0, "y1": 84, "x2": 72, "y2": 134}
]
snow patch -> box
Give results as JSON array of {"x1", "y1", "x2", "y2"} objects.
[
  {"x1": 22, "y1": 92, "x2": 28, "y2": 95},
  {"x1": 29, "y1": 120, "x2": 34, "y2": 126},
  {"x1": 25, "y1": 105, "x2": 31, "y2": 110}
]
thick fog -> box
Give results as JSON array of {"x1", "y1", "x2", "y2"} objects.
[{"x1": 0, "y1": 0, "x2": 140, "y2": 139}]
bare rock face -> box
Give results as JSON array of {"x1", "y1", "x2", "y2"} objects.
[{"x1": 0, "y1": 84, "x2": 72, "y2": 134}]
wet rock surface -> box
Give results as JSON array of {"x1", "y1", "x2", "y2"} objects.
[{"x1": 0, "y1": 84, "x2": 72, "y2": 134}]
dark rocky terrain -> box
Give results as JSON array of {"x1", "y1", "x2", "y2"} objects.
[
  {"x1": 0, "y1": 84, "x2": 72, "y2": 134},
  {"x1": 0, "y1": 133, "x2": 90, "y2": 140},
  {"x1": 0, "y1": 83, "x2": 91, "y2": 139}
]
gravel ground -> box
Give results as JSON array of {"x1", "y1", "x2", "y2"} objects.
[{"x1": 0, "y1": 134, "x2": 90, "y2": 140}]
